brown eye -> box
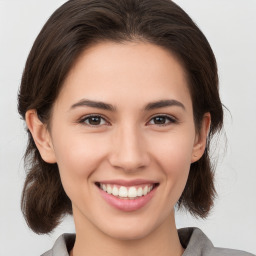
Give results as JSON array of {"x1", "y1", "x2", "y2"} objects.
[
  {"x1": 148, "y1": 115, "x2": 176, "y2": 126},
  {"x1": 153, "y1": 116, "x2": 167, "y2": 125},
  {"x1": 81, "y1": 115, "x2": 107, "y2": 126}
]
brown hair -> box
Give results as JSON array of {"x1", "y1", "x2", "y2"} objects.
[{"x1": 18, "y1": 0, "x2": 223, "y2": 234}]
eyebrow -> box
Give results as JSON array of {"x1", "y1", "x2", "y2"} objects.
[
  {"x1": 70, "y1": 99, "x2": 185, "y2": 111},
  {"x1": 70, "y1": 99, "x2": 116, "y2": 111},
  {"x1": 144, "y1": 99, "x2": 185, "y2": 111}
]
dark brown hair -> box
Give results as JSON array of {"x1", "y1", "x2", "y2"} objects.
[{"x1": 18, "y1": 0, "x2": 223, "y2": 234}]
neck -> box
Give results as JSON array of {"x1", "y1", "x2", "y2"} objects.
[{"x1": 70, "y1": 209, "x2": 184, "y2": 256}]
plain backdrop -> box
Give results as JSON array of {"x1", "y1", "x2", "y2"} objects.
[{"x1": 0, "y1": 0, "x2": 256, "y2": 255}]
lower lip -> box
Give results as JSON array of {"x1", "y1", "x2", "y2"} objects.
[{"x1": 98, "y1": 186, "x2": 157, "y2": 212}]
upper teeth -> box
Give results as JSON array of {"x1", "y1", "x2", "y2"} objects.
[{"x1": 100, "y1": 184, "x2": 154, "y2": 198}]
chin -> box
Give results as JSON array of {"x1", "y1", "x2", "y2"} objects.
[
  {"x1": 97, "y1": 214, "x2": 161, "y2": 241},
  {"x1": 104, "y1": 226, "x2": 153, "y2": 241}
]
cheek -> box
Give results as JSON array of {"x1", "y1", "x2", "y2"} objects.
[
  {"x1": 52, "y1": 136, "x2": 101, "y2": 207},
  {"x1": 51, "y1": 131, "x2": 109, "y2": 200},
  {"x1": 150, "y1": 131, "x2": 194, "y2": 194},
  {"x1": 53, "y1": 130, "x2": 106, "y2": 174},
  {"x1": 152, "y1": 131, "x2": 194, "y2": 171}
]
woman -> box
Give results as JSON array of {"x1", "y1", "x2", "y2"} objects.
[{"x1": 18, "y1": 0, "x2": 254, "y2": 255}]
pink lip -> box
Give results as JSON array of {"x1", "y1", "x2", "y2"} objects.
[{"x1": 96, "y1": 182, "x2": 158, "y2": 212}]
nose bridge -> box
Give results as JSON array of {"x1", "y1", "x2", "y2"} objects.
[{"x1": 109, "y1": 121, "x2": 149, "y2": 171}]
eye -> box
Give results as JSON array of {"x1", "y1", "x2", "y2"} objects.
[
  {"x1": 80, "y1": 115, "x2": 108, "y2": 126},
  {"x1": 147, "y1": 115, "x2": 176, "y2": 126}
]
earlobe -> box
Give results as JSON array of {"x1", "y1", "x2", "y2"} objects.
[
  {"x1": 25, "y1": 110, "x2": 56, "y2": 163},
  {"x1": 191, "y1": 113, "x2": 211, "y2": 163}
]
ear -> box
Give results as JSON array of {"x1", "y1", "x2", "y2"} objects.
[
  {"x1": 191, "y1": 113, "x2": 211, "y2": 163},
  {"x1": 25, "y1": 110, "x2": 56, "y2": 163}
]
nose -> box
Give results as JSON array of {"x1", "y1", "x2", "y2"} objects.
[{"x1": 108, "y1": 124, "x2": 150, "y2": 172}]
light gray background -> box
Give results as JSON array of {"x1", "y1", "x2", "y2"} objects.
[{"x1": 0, "y1": 0, "x2": 256, "y2": 255}]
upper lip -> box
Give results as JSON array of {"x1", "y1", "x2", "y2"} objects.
[{"x1": 96, "y1": 179, "x2": 159, "y2": 186}]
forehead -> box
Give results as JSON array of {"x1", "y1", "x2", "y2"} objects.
[{"x1": 56, "y1": 41, "x2": 191, "y2": 110}]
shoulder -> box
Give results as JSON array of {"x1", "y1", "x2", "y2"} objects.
[
  {"x1": 211, "y1": 247, "x2": 255, "y2": 256},
  {"x1": 41, "y1": 233, "x2": 75, "y2": 256},
  {"x1": 178, "y1": 227, "x2": 255, "y2": 256}
]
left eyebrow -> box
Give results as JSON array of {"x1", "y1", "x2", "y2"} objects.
[{"x1": 144, "y1": 99, "x2": 185, "y2": 111}]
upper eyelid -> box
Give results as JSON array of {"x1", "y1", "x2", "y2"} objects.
[
  {"x1": 150, "y1": 113, "x2": 176, "y2": 118},
  {"x1": 147, "y1": 114, "x2": 177, "y2": 122}
]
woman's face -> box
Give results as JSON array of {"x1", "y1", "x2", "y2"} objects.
[{"x1": 42, "y1": 42, "x2": 207, "y2": 240}]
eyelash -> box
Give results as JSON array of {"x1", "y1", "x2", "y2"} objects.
[
  {"x1": 79, "y1": 114, "x2": 109, "y2": 127},
  {"x1": 147, "y1": 114, "x2": 177, "y2": 126},
  {"x1": 79, "y1": 114, "x2": 177, "y2": 127}
]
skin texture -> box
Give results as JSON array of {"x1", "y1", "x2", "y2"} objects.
[{"x1": 26, "y1": 42, "x2": 210, "y2": 256}]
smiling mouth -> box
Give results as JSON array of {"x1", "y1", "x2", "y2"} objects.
[{"x1": 95, "y1": 182, "x2": 159, "y2": 199}]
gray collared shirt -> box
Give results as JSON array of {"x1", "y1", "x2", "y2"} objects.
[{"x1": 41, "y1": 227, "x2": 255, "y2": 256}]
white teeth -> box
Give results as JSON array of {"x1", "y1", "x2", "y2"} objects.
[
  {"x1": 119, "y1": 186, "x2": 128, "y2": 197},
  {"x1": 112, "y1": 186, "x2": 119, "y2": 196},
  {"x1": 143, "y1": 186, "x2": 148, "y2": 196},
  {"x1": 128, "y1": 187, "x2": 137, "y2": 198},
  {"x1": 137, "y1": 187, "x2": 143, "y2": 197},
  {"x1": 99, "y1": 183, "x2": 155, "y2": 198},
  {"x1": 107, "y1": 185, "x2": 112, "y2": 194}
]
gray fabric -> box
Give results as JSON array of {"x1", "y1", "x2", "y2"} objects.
[
  {"x1": 41, "y1": 227, "x2": 255, "y2": 256},
  {"x1": 41, "y1": 234, "x2": 75, "y2": 256},
  {"x1": 179, "y1": 228, "x2": 255, "y2": 256}
]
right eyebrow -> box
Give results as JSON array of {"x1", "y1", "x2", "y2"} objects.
[{"x1": 70, "y1": 99, "x2": 116, "y2": 112}]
